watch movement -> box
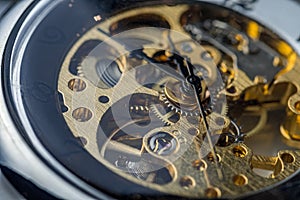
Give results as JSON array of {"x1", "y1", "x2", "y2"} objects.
[{"x1": 0, "y1": 0, "x2": 300, "y2": 199}]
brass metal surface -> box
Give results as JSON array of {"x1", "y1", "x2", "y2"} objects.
[{"x1": 57, "y1": 3, "x2": 300, "y2": 199}]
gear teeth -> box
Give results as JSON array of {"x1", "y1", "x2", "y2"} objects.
[
  {"x1": 221, "y1": 104, "x2": 229, "y2": 116},
  {"x1": 130, "y1": 105, "x2": 150, "y2": 115},
  {"x1": 161, "y1": 92, "x2": 200, "y2": 116},
  {"x1": 150, "y1": 104, "x2": 174, "y2": 126},
  {"x1": 77, "y1": 65, "x2": 84, "y2": 77},
  {"x1": 157, "y1": 75, "x2": 228, "y2": 117}
]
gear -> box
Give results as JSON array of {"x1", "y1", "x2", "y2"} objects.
[
  {"x1": 160, "y1": 92, "x2": 200, "y2": 116},
  {"x1": 161, "y1": 76, "x2": 226, "y2": 116},
  {"x1": 150, "y1": 103, "x2": 180, "y2": 126}
]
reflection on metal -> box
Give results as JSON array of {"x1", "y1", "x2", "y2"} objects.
[{"x1": 58, "y1": 2, "x2": 300, "y2": 199}]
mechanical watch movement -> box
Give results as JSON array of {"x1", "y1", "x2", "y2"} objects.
[{"x1": 0, "y1": 0, "x2": 300, "y2": 199}]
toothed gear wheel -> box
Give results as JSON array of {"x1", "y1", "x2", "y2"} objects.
[
  {"x1": 160, "y1": 74, "x2": 226, "y2": 117},
  {"x1": 150, "y1": 104, "x2": 178, "y2": 125}
]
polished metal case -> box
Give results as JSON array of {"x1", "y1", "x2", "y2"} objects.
[
  {"x1": 0, "y1": 1, "x2": 110, "y2": 199},
  {"x1": 0, "y1": 0, "x2": 300, "y2": 199}
]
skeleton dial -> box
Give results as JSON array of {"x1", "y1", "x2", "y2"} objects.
[{"x1": 57, "y1": 1, "x2": 300, "y2": 199}]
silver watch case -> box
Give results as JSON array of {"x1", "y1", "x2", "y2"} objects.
[{"x1": 0, "y1": 0, "x2": 299, "y2": 199}]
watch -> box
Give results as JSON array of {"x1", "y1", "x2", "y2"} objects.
[{"x1": 0, "y1": 0, "x2": 300, "y2": 199}]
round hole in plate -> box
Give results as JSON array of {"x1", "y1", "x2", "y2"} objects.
[
  {"x1": 233, "y1": 174, "x2": 248, "y2": 186},
  {"x1": 68, "y1": 78, "x2": 86, "y2": 92},
  {"x1": 148, "y1": 132, "x2": 177, "y2": 156},
  {"x1": 215, "y1": 117, "x2": 225, "y2": 126},
  {"x1": 179, "y1": 176, "x2": 195, "y2": 189},
  {"x1": 227, "y1": 86, "x2": 237, "y2": 94},
  {"x1": 201, "y1": 51, "x2": 213, "y2": 61},
  {"x1": 188, "y1": 127, "x2": 199, "y2": 136},
  {"x1": 181, "y1": 42, "x2": 194, "y2": 53},
  {"x1": 72, "y1": 107, "x2": 93, "y2": 122},
  {"x1": 207, "y1": 152, "x2": 221, "y2": 162},
  {"x1": 99, "y1": 95, "x2": 110, "y2": 104},
  {"x1": 205, "y1": 187, "x2": 221, "y2": 198},
  {"x1": 192, "y1": 159, "x2": 207, "y2": 171},
  {"x1": 232, "y1": 145, "x2": 248, "y2": 158},
  {"x1": 216, "y1": 133, "x2": 235, "y2": 147},
  {"x1": 281, "y1": 153, "x2": 295, "y2": 164},
  {"x1": 187, "y1": 116, "x2": 199, "y2": 125},
  {"x1": 294, "y1": 101, "x2": 300, "y2": 112}
]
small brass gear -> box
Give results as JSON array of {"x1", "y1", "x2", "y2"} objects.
[
  {"x1": 160, "y1": 92, "x2": 200, "y2": 116},
  {"x1": 161, "y1": 78, "x2": 225, "y2": 117},
  {"x1": 150, "y1": 104, "x2": 179, "y2": 126}
]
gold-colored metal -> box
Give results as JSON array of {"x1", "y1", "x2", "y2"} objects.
[
  {"x1": 163, "y1": 79, "x2": 200, "y2": 114},
  {"x1": 57, "y1": 2, "x2": 300, "y2": 199},
  {"x1": 72, "y1": 107, "x2": 93, "y2": 122},
  {"x1": 202, "y1": 45, "x2": 222, "y2": 65},
  {"x1": 68, "y1": 78, "x2": 86, "y2": 92},
  {"x1": 150, "y1": 103, "x2": 178, "y2": 125},
  {"x1": 281, "y1": 102, "x2": 300, "y2": 144},
  {"x1": 247, "y1": 21, "x2": 261, "y2": 41}
]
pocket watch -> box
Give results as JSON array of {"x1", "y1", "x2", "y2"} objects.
[{"x1": 1, "y1": 0, "x2": 300, "y2": 199}]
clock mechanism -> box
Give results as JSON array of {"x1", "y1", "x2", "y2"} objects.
[{"x1": 49, "y1": 1, "x2": 300, "y2": 199}]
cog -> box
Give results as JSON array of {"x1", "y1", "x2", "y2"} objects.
[
  {"x1": 160, "y1": 92, "x2": 200, "y2": 116},
  {"x1": 160, "y1": 77, "x2": 226, "y2": 117},
  {"x1": 150, "y1": 104, "x2": 179, "y2": 125}
]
